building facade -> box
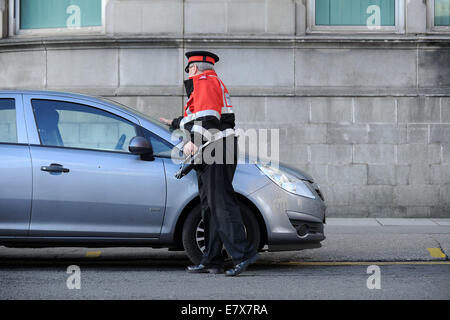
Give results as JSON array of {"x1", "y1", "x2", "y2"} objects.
[{"x1": 0, "y1": 0, "x2": 449, "y2": 217}]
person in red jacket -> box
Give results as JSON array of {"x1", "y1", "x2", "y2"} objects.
[{"x1": 159, "y1": 51, "x2": 258, "y2": 276}]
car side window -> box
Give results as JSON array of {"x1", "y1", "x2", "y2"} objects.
[
  {"x1": 141, "y1": 127, "x2": 175, "y2": 157},
  {"x1": 0, "y1": 99, "x2": 17, "y2": 144},
  {"x1": 32, "y1": 99, "x2": 138, "y2": 153}
]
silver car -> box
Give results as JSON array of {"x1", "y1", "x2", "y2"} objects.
[{"x1": 0, "y1": 90, "x2": 326, "y2": 263}]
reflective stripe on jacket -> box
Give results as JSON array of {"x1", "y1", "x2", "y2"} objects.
[{"x1": 176, "y1": 70, "x2": 235, "y2": 146}]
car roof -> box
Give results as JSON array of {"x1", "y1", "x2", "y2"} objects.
[
  {"x1": 0, "y1": 89, "x2": 138, "y2": 121},
  {"x1": 0, "y1": 89, "x2": 110, "y2": 104},
  {"x1": 0, "y1": 89, "x2": 96, "y2": 95}
]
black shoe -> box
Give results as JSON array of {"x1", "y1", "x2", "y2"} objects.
[
  {"x1": 186, "y1": 264, "x2": 224, "y2": 274},
  {"x1": 225, "y1": 254, "x2": 259, "y2": 277}
]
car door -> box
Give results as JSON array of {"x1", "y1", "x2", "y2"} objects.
[
  {"x1": 0, "y1": 93, "x2": 32, "y2": 236},
  {"x1": 23, "y1": 95, "x2": 166, "y2": 238}
]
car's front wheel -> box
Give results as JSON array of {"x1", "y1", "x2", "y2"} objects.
[{"x1": 182, "y1": 202, "x2": 261, "y2": 265}]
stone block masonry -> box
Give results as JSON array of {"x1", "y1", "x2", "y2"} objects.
[{"x1": 233, "y1": 96, "x2": 450, "y2": 218}]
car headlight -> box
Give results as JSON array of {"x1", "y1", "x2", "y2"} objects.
[{"x1": 256, "y1": 164, "x2": 316, "y2": 199}]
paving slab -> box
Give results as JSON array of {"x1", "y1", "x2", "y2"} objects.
[
  {"x1": 376, "y1": 218, "x2": 439, "y2": 226},
  {"x1": 326, "y1": 218, "x2": 380, "y2": 226},
  {"x1": 432, "y1": 219, "x2": 450, "y2": 226}
]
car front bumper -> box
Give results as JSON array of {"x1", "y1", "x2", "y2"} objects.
[{"x1": 247, "y1": 179, "x2": 326, "y2": 251}]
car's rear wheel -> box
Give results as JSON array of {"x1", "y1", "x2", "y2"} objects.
[{"x1": 182, "y1": 202, "x2": 260, "y2": 265}]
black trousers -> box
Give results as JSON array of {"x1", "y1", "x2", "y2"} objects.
[{"x1": 196, "y1": 136, "x2": 256, "y2": 267}]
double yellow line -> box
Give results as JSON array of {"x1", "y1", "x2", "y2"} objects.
[
  {"x1": 274, "y1": 261, "x2": 450, "y2": 266},
  {"x1": 85, "y1": 250, "x2": 102, "y2": 258}
]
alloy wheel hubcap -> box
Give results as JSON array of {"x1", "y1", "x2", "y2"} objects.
[{"x1": 195, "y1": 219, "x2": 248, "y2": 258}]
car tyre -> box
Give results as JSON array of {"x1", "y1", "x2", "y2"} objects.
[{"x1": 182, "y1": 202, "x2": 261, "y2": 265}]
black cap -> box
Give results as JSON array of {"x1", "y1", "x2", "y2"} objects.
[{"x1": 185, "y1": 51, "x2": 220, "y2": 73}]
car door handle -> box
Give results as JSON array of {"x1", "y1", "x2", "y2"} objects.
[{"x1": 41, "y1": 163, "x2": 70, "y2": 173}]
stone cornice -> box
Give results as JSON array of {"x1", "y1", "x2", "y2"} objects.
[{"x1": 1, "y1": 34, "x2": 450, "y2": 51}]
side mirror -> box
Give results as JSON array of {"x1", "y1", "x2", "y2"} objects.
[{"x1": 129, "y1": 136, "x2": 154, "y2": 161}]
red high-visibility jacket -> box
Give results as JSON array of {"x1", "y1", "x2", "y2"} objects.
[{"x1": 171, "y1": 70, "x2": 235, "y2": 146}]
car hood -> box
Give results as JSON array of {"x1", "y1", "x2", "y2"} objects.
[{"x1": 239, "y1": 155, "x2": 314, "y2": 183}]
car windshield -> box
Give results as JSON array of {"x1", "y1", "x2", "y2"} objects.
[{"x1": 98, "y1": 97, "x2": 173, "y2": 133}]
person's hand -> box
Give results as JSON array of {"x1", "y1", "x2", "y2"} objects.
[
  {"x1": 159, "y1": 117, "x2": 172, "y2": 126},
  {"x1": 183, "y1": 141, "x2": 198, "y2": 157}
]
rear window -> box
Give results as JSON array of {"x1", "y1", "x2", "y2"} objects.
[{"x1": 0, "y1": 99, "x2": 17, "y2": 143}]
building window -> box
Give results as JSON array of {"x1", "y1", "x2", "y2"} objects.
[
  {"x1": 435, "y1": 0, "x2": 450, "y2": 25},
  {"x1": 307, "y1": 0, "x2": 404, "y2": 33},
  {"x1": 429, "y1": 0, "x2": 450, "y2": 31},
  {"x1": 10, "y1": 0, "x2": 107, "y2": 36}
]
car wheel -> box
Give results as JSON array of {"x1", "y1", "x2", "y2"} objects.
[{"x1": 182, "y1": 202, "x2": 261, "y2": 265}]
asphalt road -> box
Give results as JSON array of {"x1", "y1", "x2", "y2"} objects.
[
  {"x1": 0, "y1": 219, "x2": 449, "y2": 300},
  {"x1": 0, "y1": 261, "x2": 449, "y2": 300}
]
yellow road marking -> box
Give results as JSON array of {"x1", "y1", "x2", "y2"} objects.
[
  {"x1": 85, "y1": 251, "x2": 102, "y2": 258},
  {"x1": 427, "y1": 248, "x2": 447, "y2": 258},
  {"x1": 264, "y1": 261, "x2": 450, "y2": 266}
]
